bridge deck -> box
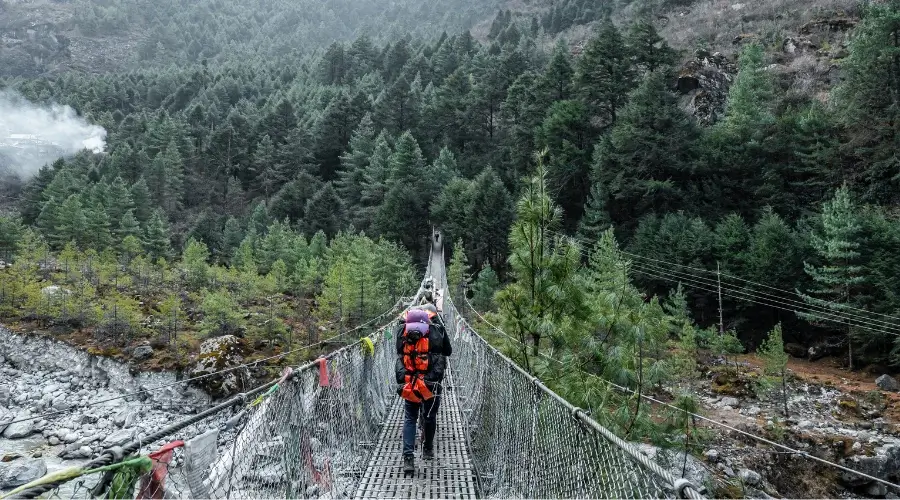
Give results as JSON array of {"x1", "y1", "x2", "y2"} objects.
[{"x1": 354, "y1": 380, "x2": 476, "y2": 499}]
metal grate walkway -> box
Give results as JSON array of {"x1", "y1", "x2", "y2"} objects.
[{"x1": 354, "y1": 374, "x2": 477, "y2": 499}]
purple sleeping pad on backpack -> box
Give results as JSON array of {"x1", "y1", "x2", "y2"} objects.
[
  {"x1": 405, "y1": 321, "x2": 429, "y2": 335},
  {"x1": 405, "y1": 309, "x2": 430, "y2": 324}
]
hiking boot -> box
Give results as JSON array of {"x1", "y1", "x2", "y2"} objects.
[
  {"x1": 402, "y1": 455, "x2": 414, "y2": 474},
  {"x1": 423, "y1": 447, "x2": 434, "y2": 461}
]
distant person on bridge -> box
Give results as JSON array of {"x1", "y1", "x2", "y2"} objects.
[{"x1": 395, "y1": 304, "x2": 452, "y2": 474}]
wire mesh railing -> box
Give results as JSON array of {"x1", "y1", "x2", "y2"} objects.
[
  {"x1": 5, "y1": 266, "x2": 435, "y2": 500},
  {"x1": 442, "y1": 291, "x2": 704, "y2": 498}
]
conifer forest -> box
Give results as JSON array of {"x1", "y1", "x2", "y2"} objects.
[{"x1": 2, "y1": 1, "x2": 900, "y2": 491}]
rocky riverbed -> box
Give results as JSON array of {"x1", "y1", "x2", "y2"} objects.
[
  {"x1": 0, "y1": 326, "x2": 220, "y2": 494},
  {"x1": 678, "y1": 358, "x2": 900, "y2": 498}
]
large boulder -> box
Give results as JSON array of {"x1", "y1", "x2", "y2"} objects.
[
  {"x1": 132, "y1": 345, "x2": 153, "y2": 361},
  {"x1": 840, "y1": 443, "x2": 900, "y2": 487},
  {"x1": 2, "y1": 411, "x2": 34, "y2": 439},
  {"x1": 875, "y1": 374, "x2": 899, "y2": 392},
  {"x1": 188, "y1": 335, "x2": 250, "y2": 399},
  {"x1": 676, "y1": 50, "x2": 736, "y2": 126},
  {"x1": 0, "y1": 459, "x2": 47, "y2": 489}
]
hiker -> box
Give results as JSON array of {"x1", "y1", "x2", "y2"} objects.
[{"x1": 395, "y1": 306, "x2": 452, "y2": 473}]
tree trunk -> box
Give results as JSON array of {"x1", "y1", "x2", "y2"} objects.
[{"x1": 781, "y1": 370, "x2": 789, "y2": 417}]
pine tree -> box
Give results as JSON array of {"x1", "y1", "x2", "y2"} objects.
[
  {"x1": 466, "y1": 168, "x2": 514, "y2": 272},
  {"x1": 222, "y1": 216, "x2": 244, "y2": 261},
  {"x1": 252, "y1": 134, "x2": 283, "y2": 198},
  {"x1": 757, "y1": 322, "x2": 789, "y2": 416},
  {"x1": 84, "y1": 198, "x2": 113, "y2": 250},
  {"x1": 575, "y1": 19, "x2": 634, "y2": 127},
  {"x1": 144, "y1": 210, "x2": 172, "y2": 260},
  {"x1": 447, "y1": 239, "x2": 468, "y2": 304},
  {"x1": 304, "y1": 183, "x2": 344, "y2": 239},
  {"x1": 495, "y1": 154, "x2": 587, "y2": 362},
  {"x1": 578, "y1": 181, "x2": 612, "y2": 244},
  {"x1": 713, "y1": 213, "x2": 750, "y2": 275},
  {"x1": 357, "y1": 132, "x2": 392, "y2": 233},
  {"x1": 57, "y1": 195, "x2": 88, "y2": 249},
  {"x1": 797, "y1": 185, "x2": 866, "y2": 369},
  {"x1": 591, "y1": 70, "x2": 698, "y2": 231},
  {"x1": 374, "y1": 73, "x2": 420, "y2": 135},
  {"x1": 106, "y1": 177, "x2": 135, "y2": 230},
  {"x1": 541, "y1": 40, "x2": 574, "y2": 102},
  {"x1": 536, "y1": 99, "x2": 593, "y2": 222},
  {"x1": 833, "y1": 1, "x2": 900, "y2": 204},
  {"x1": 375, "y1": 132, "x2": 431, "y2": 254},
  {"x1": 182, "y1": 238, "x2": 211, "y2": 290},
  {"x1": 472, "y1": 264, "x2": 500, "y2": 312},
  {"x1": 625, "y1": 17, "x2": 677, "y2": 72},
  {"x1": 118, "y1": 209, "x2": 142, "y2": 241},
  {"x1": 249, "y1": 202, "x2": 271, "y2": 236},
  {"x1": 336, "y1": 113, "x2": 376, "y2": 209},
  {"x1": 36, "y1": 196, "x2": 63, "y2": 247},
  {"x1": 130, "y1": 177, "x2": 153, "y2": 225}
]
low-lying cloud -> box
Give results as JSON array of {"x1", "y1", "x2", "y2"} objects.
[{"x1": 0, "y1": 90, "x2": 107, "y2": 178}]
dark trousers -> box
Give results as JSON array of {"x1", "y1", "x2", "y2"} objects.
[{"x1": 402, "y1": 394, "x2": 441, "y2": 457}]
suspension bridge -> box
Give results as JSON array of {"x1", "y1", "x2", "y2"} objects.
[{"x1": 5, "y1": 234, "x2": 707, "y2": 499}]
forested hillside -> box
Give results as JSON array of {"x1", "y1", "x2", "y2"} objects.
[
  {"x1": 2, "y1": 0, "x2": 900, "y2": 373},
  {"x1": 0, "y1": 0, "x2": 504, "y2": 75}
]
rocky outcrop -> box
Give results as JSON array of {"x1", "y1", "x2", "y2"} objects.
[
  {"x1": 782, "y1": 37, "x2": 817, "y2": 56},
  {"x1": 676, "y1": 50, "x2": 736, "y2": 126},
  {"x1": 188, "y1": 335, "x2": 250, "y2": 399}
]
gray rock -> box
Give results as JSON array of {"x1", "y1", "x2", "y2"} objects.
[
  {"x1": 0, "y1": 459, "x2": 47, "y2": 488},
  {"x1": 739, "y1": 468, "x2": 761, "y2": 486},
  {"x1": 746, "y1": 406, "x2": 761, "y2": 416},
  {"x1": 720, "y1": 397, "x2": 740, "y2": 407},
  {"x1": 635, "y1": 443, "x2": 710, "y2": 490},
  {"x1": 704, "y1": 449, "x2": 719, "y2": 462},
  {"x1": 2, "y1": 411, "x2": 34, "y2": 439},
  {"x1": 48, "y1": 435, "x2": 59, "y2": 445},
  {"x1": 798, "y1": 420, "x2": 814, "y2": 429},
  {"x1": 0, "y1": 407, "x2": 13, "y2": 434},
  {"x1": 875, "y1": 374, "x2": 899, "y2": 392},
  {"x1": 841, "y1": 444, "x2": 900, "y2": 487},
  {"x1": 51, "y1": 396, "x2": 70, "y2": 411},
  {"x1": 132, "y1": 345, "x2": 153, "y2": 361},
  {"x1": 102, "y1": 428, "x2": 136, "y2": 446},
  {"x1": 866, "y1": 482, "x2": 888, "y2": 497},
  {"x1": 62, "y1": 432, "x2": 79, "y2": 444}
]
